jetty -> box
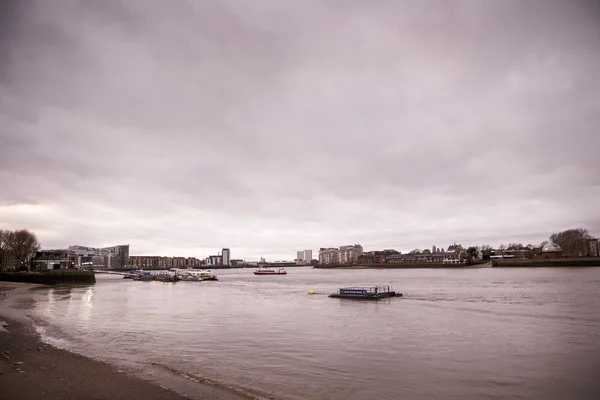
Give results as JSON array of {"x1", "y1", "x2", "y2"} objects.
[{"x1": 329, "y1": 286, "x2": 400, "y2": 300}]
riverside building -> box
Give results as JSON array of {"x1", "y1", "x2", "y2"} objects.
[
  {"x1": 296, "y1": 249, "x2": 313, "y2": 264},
  {"x1": 222, "y1": 248, "x2": 231, "y2": 266},
  {"x1": 318, "y1": 245, "x2": 363, "y2": 265},
  {"x1": 60, "y1": 244, "x2": 129, "y2": 268}
]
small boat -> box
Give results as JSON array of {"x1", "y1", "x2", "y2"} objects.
[
  {"x1": 254, "y1": 267, "x2": 287, "y2": 275},
  {"x1": 329, "y1": 286, "x2": 400, "y2": 300},
  {"x1": 197, "y1": 269, "x2": 218, "y2": 281},
  {"x1": 132, "y1": 271, "x2": 154, "y2": 281},
  {"x1": 123, "y1": 270, "x2": 143, "y2": 279},
  {"x1": 173, "y1": 268, "x2": 201, "y2": 281}
]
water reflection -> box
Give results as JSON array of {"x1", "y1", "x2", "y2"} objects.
[{"x1": 78, "y1": 286, "x2": 94, "y2": 324}]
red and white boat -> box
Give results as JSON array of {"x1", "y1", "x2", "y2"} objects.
[{"x1": 254, "y1": 267, "x2": 287, "y2": 275}]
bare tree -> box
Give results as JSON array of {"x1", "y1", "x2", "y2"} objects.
[
  {"x1": 5, "y1": 229, "x2": 41, "y2": 272},
  {"x1": 549, "y1": 228, "x2": 594, "y2": 257},
  {"x1": 0, "y1": 229, "x2": 8, "y2": 271}
]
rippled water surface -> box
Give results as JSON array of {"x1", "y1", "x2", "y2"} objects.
[{"x1": 30, "y1": 267, "x2": 600, "y2": 399}]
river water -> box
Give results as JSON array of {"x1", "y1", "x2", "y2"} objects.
[{"x1": 28, "y1": 267, "x2": 600, "y2": 399}]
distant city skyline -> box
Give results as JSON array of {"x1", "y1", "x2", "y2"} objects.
[
  {"x1": 1, "y1": 1, "x2": 599, "y2": 260},
  {"x1": 26, "y1": 232, "x2": 600, "y2": 263},
  {"x1": 124, "y1": 231, "x2": 598, "y2": 261}
]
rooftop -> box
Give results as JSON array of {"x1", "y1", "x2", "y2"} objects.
[{"x1": 542, "y1": 242, "x2": 562, "y2": 252}]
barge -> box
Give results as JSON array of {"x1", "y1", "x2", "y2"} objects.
[{"x1": 329, "y1": 286, "x2": 400, "y2": 300}]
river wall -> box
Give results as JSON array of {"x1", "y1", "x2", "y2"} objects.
[
  {"x1": 0, "y1": 271, "x2": 96, "y2": 285},
  {"x1": 492, "y1": 258, "x2": 600, "y2": 267},
  {"x1": 314, "y1": 263, "x2": 475, "y2": 269}
]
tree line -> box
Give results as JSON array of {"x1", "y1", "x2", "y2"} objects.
[
  {"x1": 405, "y1": 228, "x2": 597, "y2": 262},
  {"x1": 548, "y1": 228, "x2": 596, "y2": 257},
  {"x1": 478, "y1": 228, "x2": 597, "y2": 259},
  {"x1": 0, "y1": 229, "x2": 41, "y2": 272}
]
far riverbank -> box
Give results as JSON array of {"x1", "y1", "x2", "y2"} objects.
[
  {"x1": 315, "y1": 258, "x2": 600, "y2": 269},
  {"x1": 314, "y1": 262, "x2": 491, "y2": 269}
]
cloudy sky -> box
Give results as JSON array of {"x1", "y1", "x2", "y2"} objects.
[{"x1": 1, "y1": 0, "x2": 599, "y2": 260}]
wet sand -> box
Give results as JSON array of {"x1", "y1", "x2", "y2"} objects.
[{"x1": 0, "y1": 283, "x2": 246, "y2": 400}]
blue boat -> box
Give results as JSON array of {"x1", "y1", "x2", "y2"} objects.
[{"x1": 329, "y1": 286, "x2": 400, "y2": 300}]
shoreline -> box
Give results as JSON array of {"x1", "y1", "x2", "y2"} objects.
[
  {"x1": 0, "y1": 283, "x2": 251, "y2": 400},
  {"x1": 313, "y1": 262, "x2": 492, "y2": 269},
  {"x1": 492, "y1": 257, "x2": 600, "y2": 267},
  {"x1": 315, "y1": 259, "x2": 600, "y2": 269}
]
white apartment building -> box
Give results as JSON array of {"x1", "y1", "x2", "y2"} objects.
[
  {"x1": 338, "y1": 245, "x2": 363, "y2": 264},
  {"x1": 319, "y1": 248, "x2": 339, "y2": 264},
  {"x1": 206, "y1": 255, "x2": 222, "y2": 266},
  {"x1": 222, "y1": 248, "x2": 231, "y2": 266},
  {"x1": 319, "y1": 245, "x2": 363, "y2": 265},
  {"x1": 296, "y1": 249, "x2": 313, "y2": 264},
  {"x1": 67, "y1": 244, "x2": 129, "y2": 268}
]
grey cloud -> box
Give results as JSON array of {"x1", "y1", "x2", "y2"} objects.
[{"x1": 1, "y1": 0, "x2": 599, "y2": 259}]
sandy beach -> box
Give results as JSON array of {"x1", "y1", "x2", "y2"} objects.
[{"x1": 0, "y1": 283, "x2": 247, "y2": 400}]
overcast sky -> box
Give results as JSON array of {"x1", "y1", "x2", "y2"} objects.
[{"x1": 1, "y1": 0, "x2": 599, "y2": 260}]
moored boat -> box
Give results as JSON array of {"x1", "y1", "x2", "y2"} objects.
[
  {"x1": 154, "y1": 273, "x2": 180, "y2": 282},
  {"x1": 132, "y1": 271, "x2": 154, "y2": 281},
  {"x1": 178, "y1": 274, "x2": 201, "y2": 281},
  {"x1": 123, "y1": 270, "x2": 143, "y2": 279},
  {"x1": 197, "y1": 269, "x2": 218, "y2": 281},
  {"x1": 131, "y1": 271, "x2": 180, "y2": 282},
  {"x1": 172, "y1": 268, "x2": 218, "y2": 281},
  {"x1": 329, "y1": 286, "x2": 400, "y2": 300},
  {"x1": 254, "y1": 267, "x2": 287, "y2": 275}
]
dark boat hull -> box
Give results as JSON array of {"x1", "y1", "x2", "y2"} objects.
[
  {"x1": 253, "y1": 272, "x2": 287, "y2": 275},
  {"x1": 329, "y1": 292, "x2": 400, "y2": 300},
  {"x1": 179, "y1": 276, "x2": 201, "y2": 281},
  {"x1": 155, "y1": 277, "x2": 180, "y2": 282},
  {"x1": 133, "y1": 274, "x2": 180, "y2": 282}
]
